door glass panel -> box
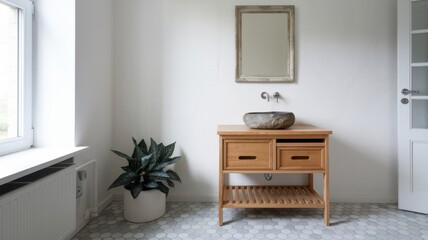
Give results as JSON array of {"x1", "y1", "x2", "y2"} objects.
[
  {"x1": 412, "y1": 0, "x2": 428, "y2": 30},
  {"x1": 412, "y1": 100, "x2": 428, "y2": 129},
  {"x1": 0, "y1": 3, "x2": 19, "y2": 140},
  {"x1": 412, "y1": 33, "x2": 428, "y2": 63},
  {"x1": 412, "y1": 66, "x2": 428, "y2": 95}
]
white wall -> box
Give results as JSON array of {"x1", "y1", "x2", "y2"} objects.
[
  {"x1": 35, "y1": 0, "x2": 114, "y2": 212},
  {"x1": 113, "y1": 0, "x2": 397, "y2": 203},
  {"x1": 75, "y1": 0, "x2": 114, "y2": 209}
]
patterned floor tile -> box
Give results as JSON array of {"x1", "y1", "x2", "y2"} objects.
[{"x1": 73, "y1": 202, "x2": 428, "y2": 240}]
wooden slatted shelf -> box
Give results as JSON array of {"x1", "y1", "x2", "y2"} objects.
[{"x1": 222, "y1": 185, "x2": 324, "y2": 208}]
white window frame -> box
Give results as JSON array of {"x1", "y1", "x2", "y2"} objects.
[{"x1": 0, "y1": 0, "x2": 33, "y2": 156}]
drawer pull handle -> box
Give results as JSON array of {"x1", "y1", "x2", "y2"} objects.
[
  {"x1": 291, "y1": 156, "x2": 310, "y2": 160},
  {"x1": 238, "y1": 156, "x2": 257, "y2": 160}
]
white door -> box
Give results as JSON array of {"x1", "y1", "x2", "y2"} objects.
[{"x1": 398, "y1": 0, "x2": 428, "y2": 214}]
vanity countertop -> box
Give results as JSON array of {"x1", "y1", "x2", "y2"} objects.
[{"x1": 217, "y1": 124, "x2": 332, "y2": 136}]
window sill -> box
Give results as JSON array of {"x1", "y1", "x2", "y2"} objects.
[{"x1": 0, "y1": 147, "x2": 88, "y2": 185}]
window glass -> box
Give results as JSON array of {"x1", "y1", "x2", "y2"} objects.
[
  {"x1": 0, "y1": 0, "x2": 33, "y2": 155},
  {"x1": 0, "y1": 3, "x2": 19, "y2": 141}
]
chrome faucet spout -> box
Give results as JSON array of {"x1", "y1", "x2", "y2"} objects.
[{"x1": 261, "y1": 92, "x2": 269, "y2": 102}]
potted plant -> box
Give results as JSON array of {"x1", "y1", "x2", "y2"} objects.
[{"x1": 108, "y1": 137, "x2": 182, "y2": 222}]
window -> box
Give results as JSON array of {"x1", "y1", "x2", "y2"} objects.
[{"x1": 0, "y1": 0, "x2": 33, "y2": 155}]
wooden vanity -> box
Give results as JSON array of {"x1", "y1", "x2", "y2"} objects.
[{"x1": 218, "y1": 125, "x2": 332, "y2": 226}]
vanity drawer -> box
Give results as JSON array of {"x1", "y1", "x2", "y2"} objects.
[
  {"x1": 223, "y1": 139, "x2": 273, "y2": 170},
  {"x1": 277, "y1": 146, "x2": 324, "y2": 170}
]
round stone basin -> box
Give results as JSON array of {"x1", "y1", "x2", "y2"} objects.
[{"x1": 243, "y1": 111, "x2": 295, "y2": 129}]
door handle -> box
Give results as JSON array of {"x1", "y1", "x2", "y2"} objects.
[{"x1": 401, "y1": 88, "x2": 420, "y2": 95}]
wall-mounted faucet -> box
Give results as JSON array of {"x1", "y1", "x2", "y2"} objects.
[
  {"x1": 261, "y1": 92, "x2": 281, "y2": 103},
  {"x1": 261, "y1": 92, "x2": 270, "y2": 102}
]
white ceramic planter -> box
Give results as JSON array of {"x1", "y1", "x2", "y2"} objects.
[{"x1": 123, "y1": 189, "x2": 166, "y2": 223}]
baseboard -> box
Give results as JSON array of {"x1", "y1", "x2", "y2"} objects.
[
  {"x1": 97, "y1": 193, "x2": 114, "y2": 213},
  {"x1": 167, "y1": 193, "x2": 217, "y2": 202},
  {"x1": 113, "y1": 192, "x2": 217, "y2": 202},
  {"x1": 330, "y1": 194, "x2": 398, "y2": 203},
  {"x1": 113, "y1": 193, "x2": 123, "y2": 201},
  {"x1": 73, "y1": 218, "x2": 90, "y2": 239}
]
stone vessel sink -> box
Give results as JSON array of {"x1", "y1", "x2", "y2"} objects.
[{"x1": 243, "y1": 111, "x2": 295, "y2": 129}]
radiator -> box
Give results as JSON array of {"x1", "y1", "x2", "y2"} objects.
[
  {"x1": 0, "y1": 164, "x2": 76, "y2": 240},
  {"x1": 76, "y1": 159, "x2": 98, "y2": 231}
]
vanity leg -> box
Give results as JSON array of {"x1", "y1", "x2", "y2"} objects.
[
  {"x1": 308, "y1": 173, "x2": 313, "y2": 189},
  {"x1": 219, "y1": 207, "x2": 223, "y2": 226},
  {"x1": 323, "y1": 172, "x2": 330, "y2": 226},
  {"x1": 218, "y1": 137, "x2": 224, "y2": 226},
  {"x1": 219, "y1": 173, "x2": 224, "y2": 225}
]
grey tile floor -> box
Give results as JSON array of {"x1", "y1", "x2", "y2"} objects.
[{"x1": 73, "y1": 202, "x2": 428, "y2": 240}]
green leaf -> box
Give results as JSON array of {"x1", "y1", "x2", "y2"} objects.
[
  {"x1": 166, "y1": 170, "x2": 182, "y2": 183},
  {"x1": 160, "y1": 142, "x2": 175, "y2": 161},
  {"x1": 156, "y1": 182, "x2": 169, "y2": 196},
  {"x1": 166, "y1": 179, "x2": 175, "y2": 188},
  {"x1": 149, "y1": 138, "x2": 158, "y2": 153},
  {"x1": 166, "y1": 156, "x2": 181, "y2": 165},
  {"x1": 154, "y1": 144, "x2": 164, "y2": 163},
  {"x1": 147, "y1": 145, "x2": 160, "y2": 172},
  {"x1": 144, "y1": 181, "x2": 158, "y2": 189},
  {"x1": 159, "y1": 143, "x2": 165, "y2": 150},
  {"x1": 140, "y1": 154, "x2": 152, "y2": 170},
  {"x1": 121, "y1": 166, "x2": 131, "y2": 172},
  {"x1": 147, "y1": 171, "x2": 170, "y2": 179},
  {"x1": 138, "y1": 139, "x2": 148, "y2": 154},
  {"x1": 108, "y1": 172, "x2": 138, "y2": 190},
  {"x1": 147, "y1": 142, "x2": 163, "y2": 170},
  {"x1": 130, "y1": 184, "x2": 143, "y2": 199},
  {"x1": 131, "y1": 137, "x2": 139, "y2": 158},
  {"x1": 111, "y1": 149, "x2": 133, "y2": 161},
  {"x1": 153, "y1": 156, "x2": 181, "y2": 171},
  {"x1": 132, "y1": 138, "x2": 144, "y2": 162}
]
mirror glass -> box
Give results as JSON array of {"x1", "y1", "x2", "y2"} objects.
[{"x1": 236, "y1": 6, "x2": 295, "y2": 83}]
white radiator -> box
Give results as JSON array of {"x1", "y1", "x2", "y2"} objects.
[
  {"x1": 76, "y1": 159, "x2": 97, "y2": 231},
  {"x1": 0, "y1": 164, "x2": 76, "y2": 240}
]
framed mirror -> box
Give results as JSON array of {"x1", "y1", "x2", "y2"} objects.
[{"x1": 236, "y1": 5, "x2": 295, "y2": 83}]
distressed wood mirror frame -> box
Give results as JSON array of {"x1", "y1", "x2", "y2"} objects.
[{"x1": 236, "y1": 5, "x2": 295, "y2": 83}]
